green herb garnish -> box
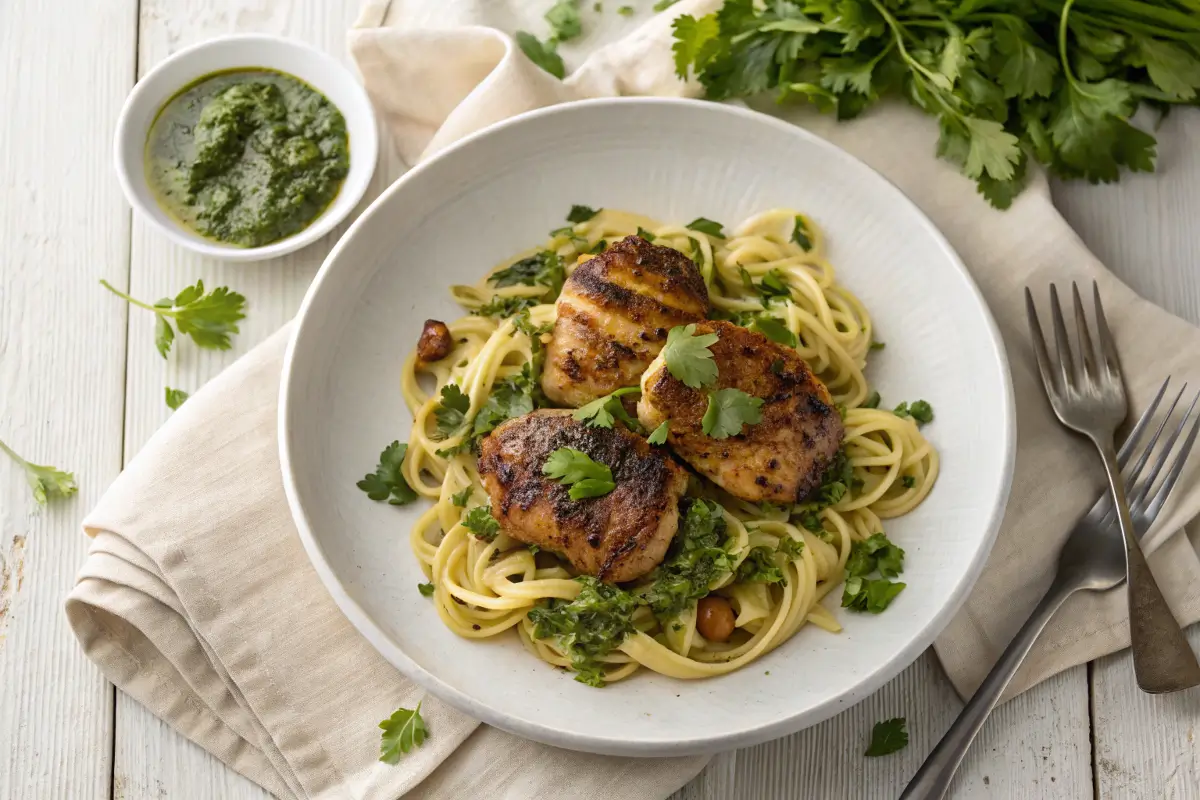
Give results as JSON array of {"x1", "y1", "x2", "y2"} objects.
[
  {"x1": 462, "y1": 505, "x2": 501, "y2": 541},
  {"x1": 165, "y1": 387, "x2": 189, "y2": 410},
  {"x1": 379, "y1": 702, "x2": 428, "y2": 763},
  {"x1": 450, "y1": 487, "x2": 473, "y2": 507},
  {"x1": 647, "y1": 421, "x2": 670, "y2": 445},
  {"x1": 641, "y1": 499, "x2": 734, "y2": 620},
  {"x1": 100, "y1": 279, "x2": 246, "y2": 358},
  {"x1": 735, "y1": 545, "x2": 787, "y2": 585},
  {"x1": 434, "y1": 384, "x2": 470, "y2": 440},
  {"x1": 842, "y1": 532, "x2": 906, "y2": 613},
  {"x1": 543, "y1": 448, "x2": 616, "y2": 500},
  {"x1": 865, "y1": 717, "x2": 909, "y2": 757},
  {"x1": 573, "y1": 386, "x2": 642, "y2": 430},
  {"x1": 0, "y1": 437, "x2": 77, "y2": 507},
  {"x1": 750, "y1": 316, "x2": 798, "y2": 348},
  {"x1": 894, "y1": 400, "x2": 934, "y2": 425},
  {"x1": 545, "y1": 0, "x2": 583, "y2": 42},
  {"x1": 357, "y1": 441, "x2": 418, "y2": 506},
  {"x1": 568, "y1": 204, "x2": 600, "y2": 223},
  {"x1": 662, "y1": 324, "x2": 719, "y2": 388},
  {"x1": 417, "y1": 582, "x2": 435, "y2": 597},
  {"x1": 702, "y1": 388, "x2": 763, "y2": 439},
  {"x1": 515, "y1": 31, "x2": 565, "y2": 79},
  {"x1": 686, "y1": 217, "x2": 726, "y2": 237},
  {"x1": 528, "y1": 576, "x2": 640, "y2": 686}
]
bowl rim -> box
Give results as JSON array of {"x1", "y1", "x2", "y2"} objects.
[
  {"x1": 278, "y1": 96, "x2": 1017, "y2": 756},
  {"x1": 112, "y1": 33, "x2": 379, "y2": 263}
]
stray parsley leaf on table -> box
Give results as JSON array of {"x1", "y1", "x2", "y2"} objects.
[
  {"x1": 462, "y1": 505, "x2": 501, "y2": 541},
  {"x1": 164, "y1": 387, "x2": 189, "y2": 410},
  {"x1": 865, "y1": 717, "x2": 909, "y2": 757},
  {"x1": 573, "y1": 386, "x2": 641, "y2": 430},
  {"x1": 357, "y1": 441, "x2": 418, "y2": 506},
  {"x1": 647, "y1": 421, "x2": 670, "y2": 445},
  {"x1": 686, "y1": 217, "x2": 725, "y2": 237},
  {"x1": 378, "y1": 702, "x2": 428, "y2": 763},
  {"x1": 662, "y1": 324, "x2": 719, "y2": 388},
  {"x1": 543, "y1": 447, "x2": 616, "y2": 500},
  {"x1": 0, "y1": 437, "x2": 77, "y2": 507},
  {"x1": 702, "y1": 388, "x2": 763, "y2": 439},
  {"x1": 100, "y1": 279, "x2": 246, "y2": 358}
]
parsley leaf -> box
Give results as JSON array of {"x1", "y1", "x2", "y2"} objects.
[
  {"x1": 686, "y1": 217, "x2": 725, "y2": 237},
  {"x1": 672, "y1": 14, "x2": 721, "y2": 79},
  {"x1": 357, "y1": 441, "x2": 418, "y2": 506},
  {"x1": 474, "y1": 295, "x2": 538, "y2": 319},
  {"x1": 528, "y1": 577, "x2": 639, "y2": 686},
  {"x1": 462, "y1": 505, "x2": 501, "y2": 541},
  {"x1": 736, "y1": 545, "x2": 787, "y2": 585},
  {"x1": 543, "y1": 448, "x2": 616, "y2": 500},
  {"x1": 434, "y1": 384, "x2": 470, "y2": 440},
  {"x1": 379, "y1": 702, "x2": 428, "y2": 763},
  {"x1": 893, "y1": 400, "x2": 934, "y2": 425},
  {"x1": 165, "y1": 387, "x2": 189, "y2": 410},
  {"x1": 662, "y1": 324, "x2": 719, "y2": 388},
  {"x1": 635, "y1": 226, "x2": 656, "y2": 242},
  {"x1": 545, "y1": 0, "x2": 582, "y2": 42},
  {"x1": 642, "y1": 499, "x2": 733, "y2": 620},
  {"x1": 865, "y1": 718, "x2": 908, "y2": 757},
  {"x1": 567, "y1": 205, "x2": 600, "y2": 223},
  {"x1": 750, "y1": 316, "x2": 798, "y2": 348},
  {"x1": 901, "y1": 475, "x2": 916, "y2": 489},
  {"x1": 791, "y1": 216, "x2": 812, "y2": 251},
  {"x1": 702, "y1": 388, "x2": 763, "y2": 439},
  {"x1": 417, "y1": 582, "x2": 435, "y2": 597},
  {"x1": 573, "y1": 386, "x2": 641, "y2": 430},
  {"x1": 778, "y1": 535, "x2": 805, "y2": 560},
  {"x1": 842, "y1": 533, "x2": 906, "y2": 613},
  {"x1": 450, "y1": 487, "x2": 473, "y2": 507},
  {"x1": 490, "y1": 251, "x2": 565, "y2": 296},
  {"x1": 0, "y1": 437, "x2": 77, "y2": 507},
  {"x1": 101, "y1": 279, "x2": 246, "y2": 358},
  {"x1": 647, "y1": 420, "x2": 670, "y2": 445},
  {"x1": 516, "y1": 31, "x2": 565, "y2": 79}
]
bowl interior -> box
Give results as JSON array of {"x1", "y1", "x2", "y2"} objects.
[
  {"x1": 116, "y1": 36, "x2": 377, "y2": 260},
  {"x1": 280, "y1": 98, "x2": 1013, "y2": 756}
]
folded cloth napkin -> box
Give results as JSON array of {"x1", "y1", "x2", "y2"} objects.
[{"x1": 66, "y1": 0, "x2": 1200, "y2": 797}]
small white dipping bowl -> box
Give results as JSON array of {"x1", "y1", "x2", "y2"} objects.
[{"x1": 113, "y1": 34, "x2": 378, "y2": 262}]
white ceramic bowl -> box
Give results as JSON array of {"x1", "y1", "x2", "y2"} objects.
[
  {"x1": 279, "y1": 98, "x2": 1015, "y2": 756},
  {"x1": 113, "y1": 35, "x2": 378, "y2": 262}
]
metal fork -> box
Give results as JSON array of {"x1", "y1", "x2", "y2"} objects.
[
  {"x1": 901, "y1": 378, "x2": 1200, "y2": 800},
  {"x1": 1026, "y1": 282, "x2": 1200, "y2": 694}
]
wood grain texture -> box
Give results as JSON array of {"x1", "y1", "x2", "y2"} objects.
[
  {"x1": 0, "y1": 0, "x2": 136, "y2": 796},
  {"x1": 1051, "y1": 107, "x2": 1200, "y2": 800}
]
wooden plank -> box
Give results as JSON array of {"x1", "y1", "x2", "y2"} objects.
[
  {"x1": 1051, "y1": 107, "x2": 1200, "y2": 800},
  {"x1": 114, "y1": 1, "x2": 404, "y2": 796},
  {"x1": 0, "y1": 0, "x2": 137, "y2": 796},
  {"x1": 672, "y1": 656, "x2": 1092, "y2": 798}
]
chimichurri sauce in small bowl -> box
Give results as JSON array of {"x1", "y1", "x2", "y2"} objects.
[{"x1": 145, "y1": 68, "x2": 350, "y2": 248}]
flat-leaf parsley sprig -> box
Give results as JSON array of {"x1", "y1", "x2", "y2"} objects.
[
  {"x1": 0, "y1": 436, "x2": 77, "y2": 507},
  {"x1": 378, "y1": 701, "x2": 429, "y2": 763},
  {"x1": 100, "y1": 279, "x2": 247, "y2": 358}
]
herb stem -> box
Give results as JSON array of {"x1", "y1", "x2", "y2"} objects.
[
  {"x1": 0, "y1": 437, "x2": 23, "y2": 465},
  {"x1": 99, "y1": 279, "x2": 162, "y2": 315}
]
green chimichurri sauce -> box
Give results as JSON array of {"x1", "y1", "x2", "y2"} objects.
[{"x1": 145, "y1": 68, "x2": 349, "y2": 248}]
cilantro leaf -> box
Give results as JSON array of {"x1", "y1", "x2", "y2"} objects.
[
  {"x1": 357, "y1": 441, "x2": 418, "y2": 506},
  {"x1": 101, "y1": 279, "x2": 246, "y2": 357},
  {"x1": 686, "y1": 217, "x2": 726, "y2": 237},
  {"x1": 750, "y1": 316, "x2": 798, "y2": 348},
  {"x1": 662, "y1": 324, "x2": 719, "y2": 388},
  {"x1": 379, "y1": 702, "x2": 428, "y2": 763},
  {"x1": 545, "y1": 0, "x2": 582, "y2": 42},
  {"x1": 567, "y1": 205, "x2": 600, "y2": 223},
  {"x1": 434, "y1": 384, "x2": 470, "y2": 440},
  {"x1": 0, "y1": 437, "x2": 78, "y2": 507},
  {"x1": 865, "y1": 718, "x2": 908, "y2": 757},
  {"x1": 516, "y1": 31, "x2": 565, "y2": 79},
  {"x1": 573, "y1": 386, "x2": 641, "y2": 430},
  {"x1": 165, "y1": 387, "x2": 189, "y2": 410},
  {"x1": 647, "y1": 421, "x2": 670, "y2": 445},
  {"x1": 450, "y1": 487, "x2": 473, "y2": 507},
  {"x1": 462, "y1": 506, "x2": 501, "y2": 541},
  {"x1": 672, "y1": 13, "x2": 721, "y2": 79},
  {"x1": 417, "y1": 582, "x2": 435, "y2": 597},
  {"x1": 702, "y1": 388, "x2": 764, "y2": 439},
  {"x1": 893, "y1": 400, "x2": 934, "y2": 425},
  {"x1": 542, "y1": 448, "x2": 616, "y2": 500}
]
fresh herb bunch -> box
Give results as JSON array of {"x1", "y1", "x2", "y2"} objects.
[{"x1": 673, "y1": 0, "x2": 1200, "y2": 207}]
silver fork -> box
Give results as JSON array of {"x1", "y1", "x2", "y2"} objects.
[
  {"x1": 901, "y1": 378, "x2": 1200, "y2": 800},
  {"x1": 1026, "y1": 282, "x2": 1200, "y2": 693}
]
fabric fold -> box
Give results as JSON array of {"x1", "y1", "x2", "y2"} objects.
[{"x1": 67, "y1": 0, "x2": 1200, "y2": 797}]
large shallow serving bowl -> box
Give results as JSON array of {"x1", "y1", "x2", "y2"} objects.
[{"x1": 279, "y1": 98, "x2": 1015, "y2": 757}]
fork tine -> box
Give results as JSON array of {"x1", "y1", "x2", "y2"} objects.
[
  {"x1": 1125, "y1": 383, "x2": 1186, "y2": 503},
  {"x1": 1118, "y1": 378, "x2": 1170, "y2": 467},
  {"x1": 1134, "y1": 389, "x2": 1200, "y2": 507},
  {"x1": 1093, "y1": 281, "x2": 1122, "y2": 377},
  {"x1": 1143, "y1": 390, "x2": 1200, "y2": 519},
  {"x1": 1025, "y1": 287, "x2": 1058, "y2": 395},
  {"x1": 1072, "y1": 282, "x2": 1097, "y2": 381},
  {"x1": 1049, "y1": 285, "x2": 1076, "y2": 389}
]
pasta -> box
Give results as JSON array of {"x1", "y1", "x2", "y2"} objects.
[{"x1": 398, "y1": 207, "x2": 939, "y2": 685}]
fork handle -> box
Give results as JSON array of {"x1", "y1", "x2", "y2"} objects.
[
  {"x1": 1095, "y1": 439, "x2": 1200, "y2": 694},
  {"x1": 899, "y1": 577, "x2": 1078, "y2": 800}
]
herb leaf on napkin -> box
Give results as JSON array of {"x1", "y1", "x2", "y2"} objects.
[{"x1": 379, "y1": 702, "x2": 428, "y2": 763}]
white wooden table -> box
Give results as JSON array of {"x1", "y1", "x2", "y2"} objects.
[{"x1": 2, "y1": 1, "x2": 1199, "y2": 797}]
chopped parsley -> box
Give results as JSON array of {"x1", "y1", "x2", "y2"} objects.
[
  {"x1": 450, "y1": 487, "x2": 473, "y2": 507},
  {"x1": 433, "y1": 384, "x2": 470, "y2": 440},
  {"x1": 869, "y1": 340, "x2": 886, "y2": 351},
  {"x1": 544, "y1": 0, "x2": 582, "y2": 42},
  {"x1": 862, "y1": 391, "x2": 881, "y2": 409},
  {"x1": 489, "y1": 250, "x2": 565, "y2": 297},
  {"x1": 641, "y1": 499, "x2": 733, "y2": 620},
  {"x1": 750, "y1": 316, "x2": 798, "y2": 348},
  {"x1": 791, "y1": 216, "x2": 813, "y2": 251},
  {"x1": 842, "y1": 533, "x2": 906, "y2": 614},
  {"x1": 865, "y1": 718, "x2": 909, "y2": 757},
  {"x1": 617, "y1": 5, "x2": 634, "y2": 16},
  {"x1": 357, "y1": 441, "x2": 418, "y2": 506},
  {"x1": 635, "y1": 226, "x2": 656, "y2": 242},
  {"x1": 662, "y1": 324, "x2": 718, "y2": 388},
  {"x1": 901, "y1": 475, "x2": 916, "y2": 489},
  {"x1": 378, "y1": 702, "x2": 428, "y2": 763},
  {"x1": 462, "y1": 505, "x2": 501, "y2": 541},
  {"x1": 475, "y1": 295, "x2": 538, "y2": 319},
  {"x1": 417, "y1": 582, "x2": 435, "y2": 597},
  {"x1": 647, "y1": 420, "x2": 670, "y2": 445},
  {"x1": 527, "y1": 576, "x2": 639, "y2": 686},
  {"x1": 894, "y1": 400, "x2": 934, "y2": 425},
  {"x1": 778, "y1": 535, "x2": 805, "y2": 560},
  {"x1": 567, "y1": 204, "x2": 600, "y2": 223},
  {"x1": 686, "y1": 217, "x2": 725, "y2": 237},
  {"x1": 702, "y1": 388, "x2": 763, "y2": 439},
  {"x1": 542, "y1": 448, "x2": 616, "y2": 500},
  {"x1": 588, "y1": 239, "x2": 608, "y2": 254},
  {"x1": 735, "y1": 545, "x2": 787, "y2": 585},
  {"x1": 758, "y1": 269, "x2": 791, "y2": 304},
  {"x1": 514, "y1": 31, "x2": 565, "y2": 79},
  {"x1": 573, "y1": 386, "x2": 641, "y2": 431}
]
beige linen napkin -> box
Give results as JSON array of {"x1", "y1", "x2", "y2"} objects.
[{"x1": 67, "y1": 0, "x2": 1200, "y2": 797}]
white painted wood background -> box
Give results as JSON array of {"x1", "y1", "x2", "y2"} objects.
[{"x1": 0, "y1": 0, "x2": 1197, "y2": 797}]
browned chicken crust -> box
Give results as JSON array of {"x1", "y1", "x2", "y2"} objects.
[
  {"x1": 637, "y1": 320, "x2": 844, "y2": 503},
  {"x1": 477, "y1": 410, "x2": 689, "y2": 582},
  {"x1": 542, "y1": 236, "x2": 710, "y2": 408}
]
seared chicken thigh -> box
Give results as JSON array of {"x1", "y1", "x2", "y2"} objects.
[
  {"x1": 637, "y1": 320, "x2": 843, "y2": 503},
  {"x1": 477, "y1": 410, "x2": 688, "y2": 582},
  {"x1": 542, "y1": 236, "x2": 710, "y2": 408}
]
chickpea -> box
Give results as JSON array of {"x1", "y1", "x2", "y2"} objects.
[{"x1": 696, "y1": 595, "x2": 736, "y2": 642}]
